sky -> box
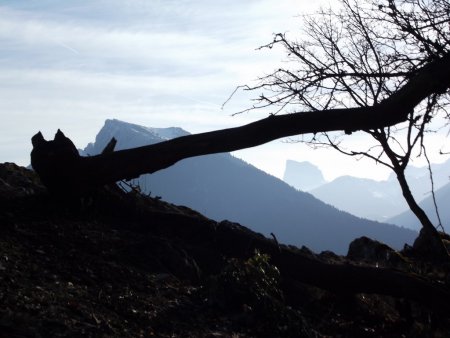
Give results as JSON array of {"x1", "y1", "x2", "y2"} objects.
[{"x1": 1, "y1": 0, "x2": 449, "y2": 182}]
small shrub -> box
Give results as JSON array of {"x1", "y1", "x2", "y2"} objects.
[
  {"x1": 211, "y1": 250, "x2": 312, "y2": 337},
  {"x1": 218, "y1": 250, "x2": 282, "y2": 309}
]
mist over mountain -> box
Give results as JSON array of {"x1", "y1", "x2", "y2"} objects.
[
  {"x1": 283, "y1": 158, "x2": 450, "y2": 227},
  {"x1": 311, "y1": 176, "x2": 408, "y2": 223},
  {"x1": 283, "y1": 160, "x2": 326, "y2": 191},
  {"x1": 85, "y1": 119, "x2": 417, "y2": 254}
]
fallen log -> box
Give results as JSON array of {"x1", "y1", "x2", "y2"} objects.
[
  {"x1": 125, "y1": 207, "x2": 450, "y2": 313},
  {"x1": 31, "y1": 54, "x2": 450, "y2": 194}
]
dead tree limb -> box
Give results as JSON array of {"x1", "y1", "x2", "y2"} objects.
[{"x1": 31, "y1": 53, "x2": 450, "y2": 193}]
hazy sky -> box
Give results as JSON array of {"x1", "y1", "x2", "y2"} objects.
[{"x1": 1, "y1": 0, "x2": 449, "y2": 181}]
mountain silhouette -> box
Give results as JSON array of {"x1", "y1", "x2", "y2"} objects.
[{"x1": 310, "y1": 175, "x2": 407, "y2": 222}]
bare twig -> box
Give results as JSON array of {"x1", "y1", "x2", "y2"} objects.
[{"x1": 423, "y1": 145, "x2": 446, "y2": 233}]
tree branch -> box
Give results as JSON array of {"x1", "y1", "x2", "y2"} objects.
[{"x1": 31, "y1": 53, "x2": 450, "y2": 193}]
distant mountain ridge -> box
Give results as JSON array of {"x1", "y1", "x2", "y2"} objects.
[
  {"x1": 283, "y1": 158, "x2": 450, "y2": 228},
  {"x1": 310, "y1": 175, "x2": 407, "y2": 223},
  {"x1": 283, "y1": 160, "x2": 326, "y2": 191},
  {"x1": 84, "y1": 120, "x2": 189, "y2": 154},
  {"x1": 84, "y1": 119, "x2": 417, "y2": 254}
]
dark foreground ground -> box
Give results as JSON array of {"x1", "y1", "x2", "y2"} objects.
[{"x1": 1, "y1": 162, "x2": 450, "y2": 337}]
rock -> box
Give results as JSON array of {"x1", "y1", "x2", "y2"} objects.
[
  {"x1": 412, "y1": 228, "x2": 450, "y2": 260},
  {"x1": 0, "y1": 162, "x2": 46, "y2": 199},
  {"x1": 347, "y1": 236, "x2": 408, "y2": 268}
]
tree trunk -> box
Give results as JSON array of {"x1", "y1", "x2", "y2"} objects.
[
  {"x1": 395, "y1": 170, "x2": 449, "y2": 259},
  {"x1": 395, "y1": 170, "x2": 437, "y2": 232},
  {"x1": 372, "y1": 128, "x2": 449, "y2": 260}
]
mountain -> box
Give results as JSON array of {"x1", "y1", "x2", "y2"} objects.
[
  {"x1": 295, "y1": 159, "x2": 450, "y2": 226},
  {"x1": 283, "y1": 160, "x2": 326, "y2": 191},
  {"x1": 84, "y1": 119, "x2": 417, "y2": 254},
  {"x1": 84, "y1": 121, "x2": 189, "y2": 155},
  {"x1": 388, "y1": 182, "x2": 450, "y2": 231},
  {"x1": 310, "y1": 176, "x2": 408, "y2": 223}
]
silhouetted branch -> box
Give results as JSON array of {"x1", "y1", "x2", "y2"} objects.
[
  {"x1": 30, "y1": 53, "x2": 450, "y2": 195},
  {"x1": 423, "y1": 145, "x2": 445, "y2": 232}
]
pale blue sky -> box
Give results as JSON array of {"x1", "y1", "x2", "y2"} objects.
[{"x1": 1, "y1": 0, "x2": 448, "y2": 181}]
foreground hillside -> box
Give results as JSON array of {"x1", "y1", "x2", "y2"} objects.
[{"x1": 2, "y1": 162, "x2": 450, "y2": 337}]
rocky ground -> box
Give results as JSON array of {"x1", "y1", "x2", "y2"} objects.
[{"x1": 1, "y1": 162, "x2": 450, "y2": 337}]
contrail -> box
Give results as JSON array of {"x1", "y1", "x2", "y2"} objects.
[{"x1": 55, "y1": 40, "x2": 80, "y2": 55}]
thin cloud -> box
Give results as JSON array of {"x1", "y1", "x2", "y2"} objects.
[{"x1": 1, "y1": 0, "x2": 352, "y2": 179}]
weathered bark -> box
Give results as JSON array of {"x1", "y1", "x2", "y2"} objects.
[{"x1": 31, "y1": 54, "x2": 450, "y2": 194}]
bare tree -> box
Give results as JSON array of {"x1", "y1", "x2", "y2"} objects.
[
  {"x1": 230, "y1": 0, "x2": 450, "y2": 258},
  {"x1": 31, "y1": 1, "x2": 450, "y2": 258}
]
